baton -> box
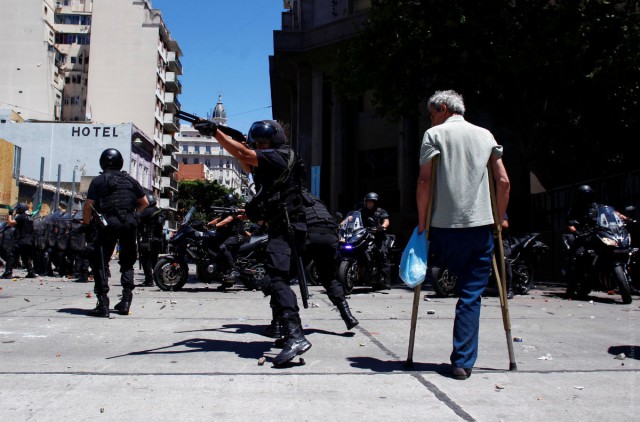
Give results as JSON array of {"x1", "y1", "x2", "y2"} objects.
[{"x1": 284, "y1": 207, "x2": 309, "y2": 309}]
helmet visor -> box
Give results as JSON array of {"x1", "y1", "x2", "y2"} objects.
[{"x1": 248, "y1": 122, "x2": 277, "y2": 148}]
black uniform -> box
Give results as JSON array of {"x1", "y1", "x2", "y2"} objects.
[
  {"x1": 301, "y1": 190, "x2": 358, "y2": 329},
  {"x1": 87, "y1": 170, "x2": 145, "y2": 297},
  {"x1": 359, "y1": 205, "x2": 391, "y2": 285},
  {"x1": 2, "y1": 213, "x2": 35, "y2": 278},
  {"x1": 213, "y1": 209, "x2": 247, "y2": 279},
  {"x1": 138, "y1": 205, "x2": 165, "y2": 286}
]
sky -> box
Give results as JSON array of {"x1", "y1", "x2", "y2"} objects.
[{"x1": 151, "y1": 0, "x2": 285, "y2": 133}]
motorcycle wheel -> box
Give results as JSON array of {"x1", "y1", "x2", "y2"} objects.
[
  {"x1": 613, "y1": 265, "x2": 633, "y2": 304},
  {"x1": 338, "y1": 260, "x2": 357, "y2": 295},
  {"x1": 242, "y1": 262, "x2": 267, "y2": 290},
  {"x1": 153, "y1": 257, "x2": 188, "y2": 291},
  {"x1": 513, "y1": 264, "x2": 534, "y2": 295},
  {"x1": 305, "y1": 260, "x2": 320, "y2": 286},
  {"x1": 431, "y1": 266, "x2": 457, "y2": 297}
]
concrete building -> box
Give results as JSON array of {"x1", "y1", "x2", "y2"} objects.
[
  {"x1": 0, "y1": 119, "x2": 155, "y2": 194},
  {"x1": 175, "y1": 96, "x2": 247, "y2": 196},
  {"x1": 87, "y1": 0, "x2": 181, "y2": 213},
  {"x1": 0, "y1": 0, "x2": 181, "y2": 215},
  {"x1": 270, "y1": 0, "x2": 421, "y2": 235}
]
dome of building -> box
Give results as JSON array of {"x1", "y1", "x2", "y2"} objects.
[{"x1": 212, "y1": 95, "x2": 226, "y2": 124}]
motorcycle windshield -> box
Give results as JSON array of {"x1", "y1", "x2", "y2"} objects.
[
  {"x1": 596, "y1": 206, "x2": 624, "y2": 236},
  {"x1": 181, "y1": 207, "x2": 196, "y2": 227},
  {"x1": 339, "y1": 211, "x2": 364, "y2": 242}
]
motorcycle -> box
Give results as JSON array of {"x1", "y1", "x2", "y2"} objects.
[
  {"x1": 429, "y1": 232, "x2": 549, "y2": 297},
  {"x1": 153, "y1": 207, "x2": 269, "y2": 291},
  {"x1": 564, "y1": 205, "x2": 634, "y2": 304},
  {"x1": 336, "y1": 210, "x2": 394, "y2": 294}
]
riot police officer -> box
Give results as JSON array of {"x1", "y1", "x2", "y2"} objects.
[
  {"x1": 82, "y1": 148, "x2": 148, "y2": 317},
  {"x1": 207, "y1": 193, "x2": 248, "y2": 288},
  {"x1": 358, "y1": 192, "x2": 391, "y2": 288},
  {"x1": 1, "y1": 203, "x2": 36, "y2": 279},
  {"x1": 137, "y1": 193, "x2": 165, "y2": 287},
  {"x1": 195, "y1": 118, "x2": 311, "y2": 367}
]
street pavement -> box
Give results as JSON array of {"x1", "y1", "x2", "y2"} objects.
[{"x1": 0, "y1": 261, "x2": 638, "y2": 421}]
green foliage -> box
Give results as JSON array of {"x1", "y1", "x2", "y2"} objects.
[
  {"x1": 334, "y1": 0, "x2": 640, "y2": 188},
  {"x1": 175, "y1": 179, "x2": 232, "y2": 222}
]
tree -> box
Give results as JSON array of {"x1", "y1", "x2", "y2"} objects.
[
  {"x1": 334, "y1": 0, "x2": 640, "y2": 188},
  {"x1": 175, "y1": 179, "x2": 232, "y2": 222}
]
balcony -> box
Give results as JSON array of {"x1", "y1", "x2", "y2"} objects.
[
  {"x1": 159, "y1": 197, "x2": 178, "y2": 212},
  {"x1": 162, "y1": 134, "x2": 179, "y2": 153},
  {"x1": 164, "y1": 92, "x2": 180, "y2": 113},
  {"x1": 163, "y1": 112, "x2": 180, "y2": 132},
  {"x1": 165, "y1": 72, "x2": 182, "y2": 93},
  {"x1": 162, "y1": 155, "x2": 178, "y2": 172},
  {"x1": 166, "y1": 51, "x2": 183, "y2": 75},
  {"x1": 161, "y1": 176, "x2": 178, "y2": 193}
]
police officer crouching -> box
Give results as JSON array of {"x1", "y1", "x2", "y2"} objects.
[
  {"x1": 82, "y1": 148, "x2": 149, "y2": 317},
  {"x1": 195, "y1": 118, "x2": 311, "y2": 367},
  {"x1": 137, "y1": 193, "x2": 165, "y2": 287}
]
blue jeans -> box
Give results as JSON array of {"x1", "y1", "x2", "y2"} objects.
[{"x1": 429, "y1": 225, "x2": 494, "y2": 368}]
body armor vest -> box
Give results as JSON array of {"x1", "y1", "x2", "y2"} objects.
[
  {"x1": 302, "y1": 191, "x2": 337, "y2": 234},
  {"x1": 16, "y1": 215, "x2": 34, "y2": 246},
  {"x1": 33, "y1": 218, "x2": 48, "y2": 250},
  {"x1": 98, "y1": 171, "x2": 138, "y2": 217},
  {"x1": 69, "y1": 219, "x2": 86, "y2": 252},
  {"x1": 56, "y1": 214, "x2": 72, "y2": 251}
]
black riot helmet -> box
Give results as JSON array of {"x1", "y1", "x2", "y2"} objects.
[
  {"x1": 15, "y1": 202, "x2": 29, "y2": 214},
  {"x1": 576, "y1": 185, "x2": 594, "y2": 204},
  {"x1": 145, "y1": 193, "x2": 157, "y2": 207},
  {"x1": 223, "y1": 193, "x2": 238, "y2": 207},
  {"x1": 247, "y1": 120, "x2": 287, "y2": 149},
  {"x1": 364, "y1": 192, "x2": 379, "y2": 204},
  {"x1": 99, "y1": 148, "x2": 124, "y2": 171}
]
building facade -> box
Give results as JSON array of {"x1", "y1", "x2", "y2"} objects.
[
  {"x1": 175, "y1": 96, "x2": 247, "y2": 196},
  {"x1": 0, "y1": 0, "x2": 181, "y2": 214}
]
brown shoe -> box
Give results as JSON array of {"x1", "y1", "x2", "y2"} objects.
[{"x1": 452, "y1": 367, "x2": 472, "y2": 380}]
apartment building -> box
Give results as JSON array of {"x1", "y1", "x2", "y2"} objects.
[
  {"x1": 87, "y1": 0, "x2": 181, "y2": 212},
  {"x1": 175, "y1": 96, "x2": 247, "y2": 196},
  {"x1": 0, "y1": 0, "x2": 181, "y2": 216}
]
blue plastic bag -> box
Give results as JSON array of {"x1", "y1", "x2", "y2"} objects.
[{"x1": 399, "y1": 226, "x2": 429, "y2": 288}]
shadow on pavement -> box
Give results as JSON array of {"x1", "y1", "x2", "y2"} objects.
[
  {"x1": 57, "y1": 308, "x2": 92, "y2": 316},
  {"x1": 608, "y1": 345, "x2": 639, "y2": 360},
  {"x1": 106, "y1": 337, "x2": 272, "y2": 360},
  {"x1": 348, "y1": 356, "x2": 449, "y2": 374}
]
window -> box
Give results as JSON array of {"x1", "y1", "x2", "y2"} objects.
[
  {"x1": 193, "y1": 158, "x2": 199, "y2": 164},
  {"x1": 13, "y1": 146, "x2": 21, "y2": 179},
  {"x1": 182, "y1": 158, "x2": 188, "y2": 164},
  {"x1": 194, "y1": 146, "x2": 200, "y2": 153},
  {"x1": 205, "y1": 159, "x2": 211, "y2": 167},
  {"x1": 205, "y1": 146, "x2": 211, "y2": 153},
  {"x1": 182, "y1": 145, "x2": 188, "y2": 152},
  {"x1": 65, "y1": 77, "x2": 70, "y2": 84},
  {"x1": 70, "y1": 56, "x2": 76, "y2": 64}
]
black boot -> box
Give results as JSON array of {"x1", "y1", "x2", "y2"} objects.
[
  {"x1": 26, "y1": 272, "x2": 37, "y2": 279},
  {"x1": 114, "y1": 289, "x2": 132, "y2": 315},
  {"x1": 336, "y1": 299, "x2": 359, "y2": 330},
  {"x1": 273, "y1": 314, "x2": 312, "y2": 367},
  {"x1": 264, "y1": 320, "x2": 282, "y2": 338},
  {"x1": 1, "y1": 271, "x2": 13, "y2": 279},
  {"x1": 88, "y1": 294, "x2": 110, "y2": 318}
]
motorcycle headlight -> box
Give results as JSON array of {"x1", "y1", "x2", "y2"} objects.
[
  {"x1": 600, "y1": 237, "x2": 618, "y2": 246},
  {"x1": 343, "y1": 244, "x2": 354, "y2": 250}
]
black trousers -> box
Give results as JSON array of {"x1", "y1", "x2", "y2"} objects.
[
  {"x1": 266, "y1": 226, "x2": 306, "y2": 320},
  {"x1": 5, "y1": 242, "x2": 33, "y2": 274},
  {"x1": 139, "y1": 240, "x2": 162, "y2": 283},
  {"x1": 90, "y1": 215, "x2": 138, "y2": 295},
  {"x1": 305, "y1": 232, "x2": 346, "y2": 305}
]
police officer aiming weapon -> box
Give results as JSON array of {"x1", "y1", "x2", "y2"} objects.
[{"x1": 193, "y1": 116, "x2": 312, "y2": 367}]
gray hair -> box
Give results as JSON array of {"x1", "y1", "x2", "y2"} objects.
[{"x1": 428, "y1": 90, "x2": 466, "y2": 115}]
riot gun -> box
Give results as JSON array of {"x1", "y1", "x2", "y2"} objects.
[
  {"x1": 175, "y1": 110, "x2": 247, "y2": 144},
  {"x1": 210, "y1": 206, "x2": 245, "y2": 216}
]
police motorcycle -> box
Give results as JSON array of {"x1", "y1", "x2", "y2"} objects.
[
  {"x1": 153, "y1": 207, "x2": 269, "y2": 291},
  {"x1": 429, "y1": 232, "x2": 549, "y2": 297},
  {"x1": 564, "y1": 205, "x2": 634, "y2": 304},
  {"x1": 336, "y1": 210, "x2": 394, "y2": 293}
]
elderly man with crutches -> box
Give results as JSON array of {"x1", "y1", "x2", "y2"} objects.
[{"x1": 412, "y1": 90, "x2": 512, "y2": 379}]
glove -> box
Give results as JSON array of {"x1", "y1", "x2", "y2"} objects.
[{"x1": 194, "y1": 120, "x2": 218, "y2": 137}]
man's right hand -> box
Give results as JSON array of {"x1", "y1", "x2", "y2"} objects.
[{"x1": 194, "y1": 120, "x2": 218, "y2": 137}]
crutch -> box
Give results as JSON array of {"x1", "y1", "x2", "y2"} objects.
[
  {"x1": 406, "y1": 156, "x2": 438, "y2": 366},
  {"x1": 488, "y1": 164, "x2": 518, "y2": 371}
]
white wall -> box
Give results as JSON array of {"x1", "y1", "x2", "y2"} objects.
[{"x1": 0, "y1": 121, "x2": 134, "y2": 182}]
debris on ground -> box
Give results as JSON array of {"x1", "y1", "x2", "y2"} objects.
[
  {"x1": 537, "y1": 353, "x2": 553, "y2": 360},
  {"x1": 574, "y1": 386, "x2": 584, "y2": 390},
  {"x1": 427, "y1": 310, "x2": 435, "y2": 315},
  {"x1": 86, "y1": 293, "x2": 92, "y2": 298},
  {"x1": 614, "y1": 353, "x2": 626, "y2": 360},
  {"x1": 513, "y1": 337, "x2": 523, "y2": 342},
  {"x1": 495, "y1": 384, "x2": 505, "y2": 390},
  {"x1": 258, "y1": 357, "x2": 266, "y2": 366},
  {"x1": 24, "y1": 298, "x2": 30, "y2": 302}
]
